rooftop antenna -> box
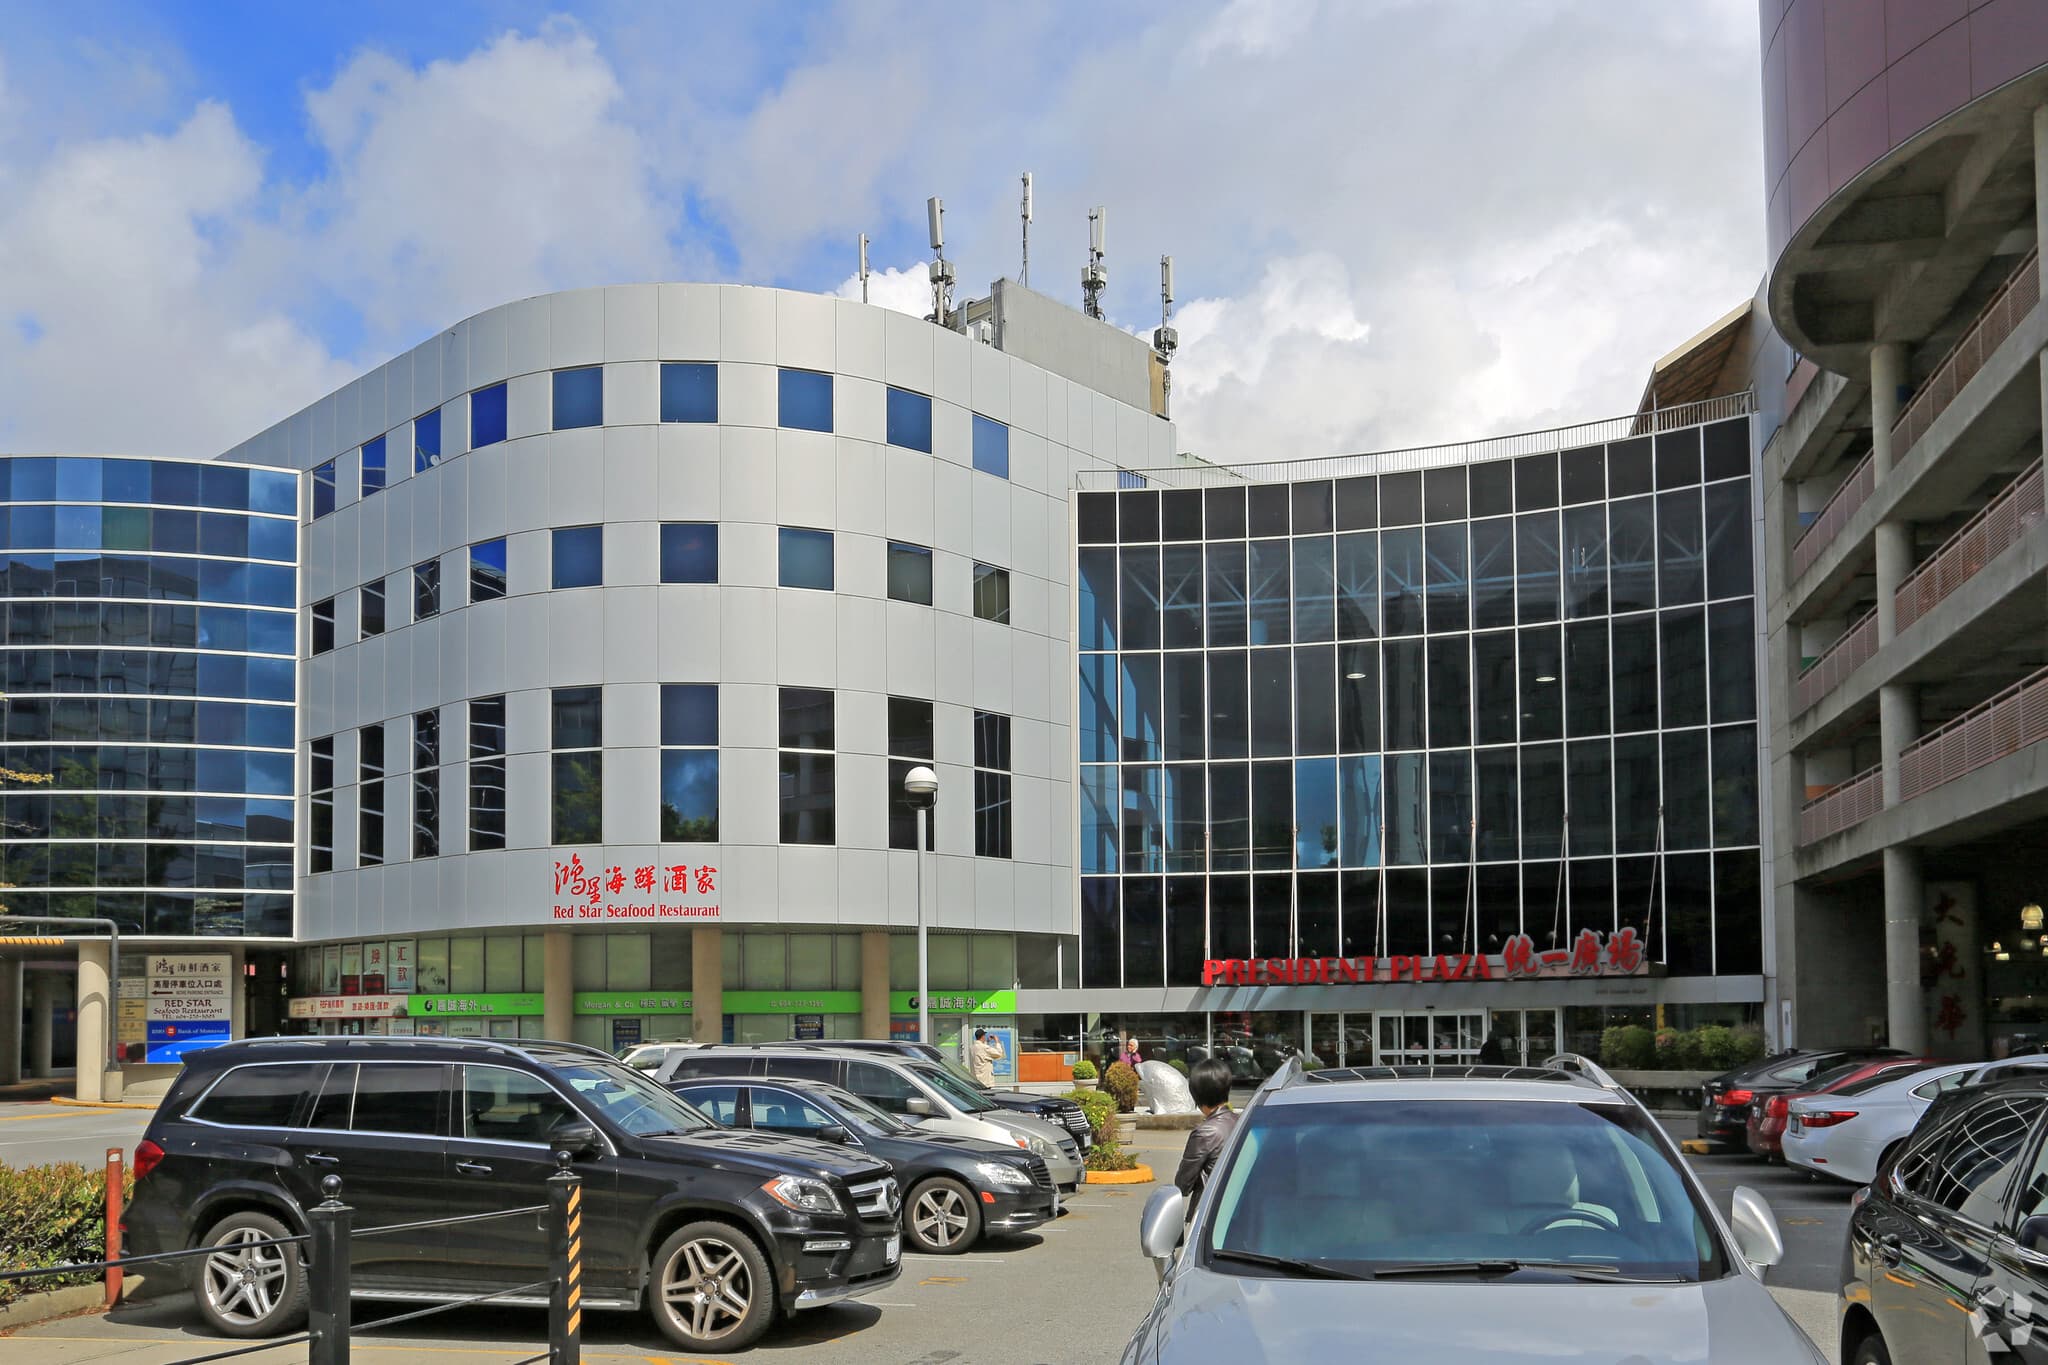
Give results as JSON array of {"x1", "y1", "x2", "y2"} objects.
[
  {"x1": 926, "y1": 196, "x2": 956, "y2": 327},
  {"x1": 858, "y1": 233, "x2": 870, "y2": 304},
  {"x1": 1020, "y1": 173, "x2": 1034, "y2": 287},
  {"x1": 1154, "y1": 254, "x2": 1178, "y2": 416},
  {"x1": 1082, "y1": 206, "x2": 1107, "y2": 320}
]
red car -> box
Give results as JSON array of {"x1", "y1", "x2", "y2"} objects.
[{"x1": 1744, "y1": 1055, "x2": 1938, "y2": 1159}]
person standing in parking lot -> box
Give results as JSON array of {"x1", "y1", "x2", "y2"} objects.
[
  {"x1": 1174, "y1": 1059, "x2": 1239, "y2": 1207},
  {"x1": 971, "y1": 1027, "x2": 1003, "y2": 1085}
]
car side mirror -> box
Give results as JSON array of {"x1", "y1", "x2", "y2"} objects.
[
  {"x1": 552, "y1": 1122, "x2": 601, "y2": 1161},
  {"x1": 2021, "y1": 1215, "x2": 2048, "y2": 1255},
  {"x1": 906, "y1": 1097, "x2": 934, "y2": 1117},
  {"x1": 1139, "y1": 1187, "x2": 1187, "y2": 1278},
  {"x1": 1729, "y1": 1185, "x2": 1784, "y2": 1271},
  {"x1": 815, "y1": 1124, "x2": 852, "y2": 1145}
]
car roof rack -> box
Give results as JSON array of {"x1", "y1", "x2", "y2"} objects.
[
  {"x1": 1256, "y1": 1054, "x2": 1620, "y2": 1093},
  {"x1": 1541, "y1": 1052, "x2": 1622, "y2": 1091},
  {"x1": 231, "y1": 1034, "x2": 615, "y2": 1064},
  {"x1": 1962, "y1": 1058, "x2": 2048, "y2": 1088}
]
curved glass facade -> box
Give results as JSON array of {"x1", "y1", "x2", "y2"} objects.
[
  {"x1": 1075, "y1": 416, "x2": 1762, "y2": 989},
  {"x1": 0, "y1": 456, "x2": 298, "y2": 937}
]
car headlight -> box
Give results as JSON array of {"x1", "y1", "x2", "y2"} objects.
[
  {"x1": 1025, "y1": 1133, "x2": 1059, "y2": 1158},
  {"x1": 761, "y1": 1175, "x2": 842, "y2": 1215},
  {"x1": 976, "y1": 1161, "x2": 1033, "y2": 1188}
]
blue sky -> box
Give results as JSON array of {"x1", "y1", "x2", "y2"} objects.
[{"x1": 0, "y1": 1, "x2": 1764, "y2": 463}]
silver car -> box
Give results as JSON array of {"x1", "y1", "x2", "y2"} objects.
[{"x1": 1125, "y1": 1057, "x2": 1823, "y2": 1365}]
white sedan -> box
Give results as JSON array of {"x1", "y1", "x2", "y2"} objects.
[{"x1": 1782, "y1": 1060, "x2": 1978, "y2": 1184}]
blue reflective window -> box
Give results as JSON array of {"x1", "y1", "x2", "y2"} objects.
[
  {"x1": 778, "y1": 369, "x2": 833, "y2": 432},
  {"x1": 249, "y1": 565, "x2": 295, "y2": 607},
  {"x1": 1339, "y1": 755, "x2": 1383, "y2": 867},
  {"x1": 660, "y1": 750, "x2": 720, "y2": 842},
  {"x1": 248, "y1": 706, "x2": 293, "y2": 749},
  {"x1": 248, "y1": 750, "x2": 293, "y2": 794},
  {"x1": 247, "y1": 611, "x2": 294, "y2": 656},
  {"x1": 249, "y1": 469, "x2": 296, "y2": 516},
  {"x1": 1296, "y1": 758, "x2": 1339, "y2": 869},
  {"x1": 885, "y1": 387, "x2": 932, "y2": 451},
  {"x1": 660, "y1": 523, "x2": 717, "y2": 584},
  {"x1": 661, "y1": 363, "x2": 717, "y2": 423},
  {"x1": 470, "y1": 538, "x2": 507, "y2": 602},
  {"x1": 312, "y1": 461, "x2": 337, "y2": 520},
  {"x1": 248, "y1": 518, "x2": 295, "y2": 563},
  {"x1": 1081, "y1": 767, "x2": 1118, "y2": 874},
  {"x1": 414, "y1": 409, "x2": 442, "y2": 473},
  {"x1": 248, "y1": 658, "x2": 294, "y2": 701},
  {"x1": 56, "y1": 458, "x2": 101, "y2": 503},
  {"x1": 198, "y1": 607, "x2": 247, "y2": 651},
  {"x1": 103, "y1": 460, "x2": 150, "y2": 504},
  {"x1": 11, "y1": 458, "x2": 55, "y2": 501},
  {"x1": 200, "y1": 513, "x2": 247, "y2": 558},
  {"x1": 361, "y1": 435, "x2": 387, "y2": 496},
  {"x1": 151, "y1": 508, "x2": 195, "y2": 553},
  {"x1": 55, "y1": 506, "x2": 100, "y2": 549},
  {"x1": 778, "y1": 527, "x2": 833, "y2": 590},
  {"x1": 472, "y1": 383, "x2": 509, "y2": 448},
  {"x1": 972, "y1": 414, "x2": 1009, "y2": 478},
  {"x1": 200, "y1": 465, "x2": 248, "y2": 510},
  {"x1": 10, "y1": 505, "x2": 53, "y2": 547},
  {"x1": 553, "y1": 526, "x2": 603, "y2": 589},
  {"x1": 1079, "y1": 654, "x2": 1118, "y2": 763},
  {"x1": 197, "y1": 654, "x2": 246, "y2": 697},
  {"x1": 553, "y1": 367, "x2": 603, "y2": 430},
  {"x1": 198, "y1": 560, "x2": 250, "y2": 604},
  {"x1": 198, "y1": 702, "x2": 247, "y2": 745},
  {"x1": 661, "y1": 684, "x2": 718, "y2": 746}
]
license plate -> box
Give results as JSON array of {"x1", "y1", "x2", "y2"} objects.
[
  {"x1": 1051, "y1": 1187, "x2": 1062, "y2": 1217},
  {"x1": 885, "y1": 1234, "x2": 900, "y2": 1264}
]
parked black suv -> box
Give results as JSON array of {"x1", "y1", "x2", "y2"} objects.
[
  {"x1": 674, "y1": 1077, "x2": 1058, "y2": 1253},
  {"x1": 1841, "y1": 1067, "x2": 2048, "y2": 1364},
  {"x1": 126, "y1": 1036, "x2": 902, "y2": 1352}
]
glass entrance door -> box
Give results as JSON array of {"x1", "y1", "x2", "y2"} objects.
[
  {"x1": 1483, "y1": 1008, "x2": 1563, "y2": 1065},
  {"x1": 1371, "y1": 1010, "x2": 1485, "y2": 1064}
]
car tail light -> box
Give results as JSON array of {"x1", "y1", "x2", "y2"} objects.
[
  {"x1": 1767, "y1": 1096, "x2": 1790, "y2": 1119},
  {"x1": 1800, "y1": 1111, "x2": 1858, "y2": 1128},
  {"x1": 132, "y1": 1139, "x2": 165, "y2": 1181},
  {"x1": 1717, "y1": 1088, "x2": 1753, "y2": 1107}
]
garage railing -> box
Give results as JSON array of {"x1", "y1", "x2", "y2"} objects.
[{"x1": 1799, "y1": 764, "x2": 1884, "y2": 845}]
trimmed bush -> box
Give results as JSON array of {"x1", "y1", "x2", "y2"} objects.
[
  {"x1": 1598, "y1": 1023, "x2": 1769, "y2": 1072},
  {"x1": 1598, "y1": 1025, "x2": 1656, "y2": 1070},
  {"x1": 1085, "y1": 1139, "x2": 1139, "y2": 1173},
  {"x1": 1168, "y1": 1058, "x2": 1189, "y2": 1076},
  {"x1": 1103, "y1": 1060, "x2": 1141, "y2": 1113},
  {"x1": 1064, "y1": 1087, "x2": 1117, "y2": 1140},
  {"x1": 0, "y1": 1162, "x2": 128, "y2": 1306},
  {"x1": 1070, "y1": 1059, "x2": 1098, "y2": 1082}
]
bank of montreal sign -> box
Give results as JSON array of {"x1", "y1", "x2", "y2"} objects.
[{"x1": 549, "y1": 853, "x2": 720, "y2": 923}]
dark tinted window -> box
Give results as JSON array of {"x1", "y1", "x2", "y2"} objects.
[
  {"x1": 462, "y1": 1066, "x2": 578, "y2": 1144},
  {"x1": 972, "y1": 415, "x2": 1010, "y2": 478},
  {"x1": 844, "y1": 1060, "x2": 920, "y2": 1114},
  {"x1": 761, "y1": 1055, "x2": 839, "y2": 1084},
  {"x1": 674, "y1": 1054, "x2": 760, "y2": 1079},
  {"x1": 306, "y1": 1063, "x2": 355, "y2": 1130},
  {"x1": 472, "y1": 384, "x2": 509, "y2": 448},
  {"x1": 1916, "y1": 1095, "x2": 2043, "y2": 1224},
  {"x1": 886, "y1": 387, "x2": 933, "y2": 451},
  {"x1": 779, "y1": 369, "x2": 833, "y2": 431},
  {"x1": 553, "y1": 367, "x2": 603, "y2": 430},
  {"x1": 661, "y1": 523, "x2": 717, "y2": 583},
  {"x1": 751, "y1": 1086, "x2": 838, "y2": 1135},
  {"x1": 684, "y1": 1085, "x2": 742, "y2": 1125},
  {"x1": 553, "y1": 526, "x2": 602, "y2": 589},
  {"x1": 660, "y1": 363, "x2": 717, "y2": 423},
  {"x1": 350, "y1": 1064, "x2": 444, "y2": 1135},
  {"x1": 192, "y1": 1063, "x2": 318, "y2": 1127}
]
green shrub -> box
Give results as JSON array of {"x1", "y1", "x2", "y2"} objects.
[
  {"x1": 1168, "y1": 1058, "x2": 1189, "y2": 1076},
  {"x1": 1598, "y1": 1025, "x2": 1655, "y2": 1070},
  {"x1": 0, "y1": 1163, "x2": 128, "y2": 1307},
  {"x1": 1085, "y1": 1139, "x2": 1139, "y2": 1173},
  {"x1": 1063, "y1": 1088, "x2": 1118, "y2": 1140},
  {"x1": 1103, "y1": 1060, "x2": 1141, "y2": 1113},
  {"x1": 1070, "y1": 1059, "x2": 1098, "y2": 1081}
]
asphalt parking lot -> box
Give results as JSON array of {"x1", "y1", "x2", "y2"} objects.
[{"x1": 0, "y1": 1101, "x2": 150, "y2": 1170}]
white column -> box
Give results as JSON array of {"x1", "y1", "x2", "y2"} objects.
[
  {"x1": 1880, "y1": 684, "x2": 1920, "y2": 807},
  {"x1": 1870, "y1": 342, "x2": 1905, "y2": 479},
  {"x1": 28, "y1": 974, "x2": 54, "y2": 1079},
  {"x1": 76, "y1": 943, "x2": 111, "y2": 1103},
  {"x1": 1883, "y1": 846, "x2": 1929, "y2": 1053},
  {"x1": 0, "y1": 960, "x2": 21, "y2": 1086}
]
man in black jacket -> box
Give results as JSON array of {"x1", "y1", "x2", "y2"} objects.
[{"x1": 1174, "y1": 1058, "x2": 1238, "y2": 1206}]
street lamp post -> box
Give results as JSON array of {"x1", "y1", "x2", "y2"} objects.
[{"x1": 903, "y1": 766, "x2": 940, "y2": 1046}]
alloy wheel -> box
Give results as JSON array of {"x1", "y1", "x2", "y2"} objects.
[
  {"x1": 913, "y1": 1185, "x2": 970, "y2": 1248},
  {"x1": 660, "y1": 1235, "x2": 752, "y2": 1342},
  {"x1": 202, "y1": 1227, "x2": 290, "y2": 1326}
]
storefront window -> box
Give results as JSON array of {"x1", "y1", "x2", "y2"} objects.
[
  {"x1": 607, "y1": 933, "x2": 651, "y2": 990},
  {"x1": 789, "y1": 934, "x2": 833, "y2": 989},
  {"x1": 742, "y1": 935, "x2": 785, "y2": 989},
  {"x1": 485, "y1": 934, "x2": 523, "y2": 992},
  {"x1": 417, "y1": 939, "x2": 450, "y2": 994},
  {"x1": 970, "y1": 935, "x2": 1015, "y2": 990},
  {"x1": 574, "y1": 936, "x2": 606, "y2": 991}
]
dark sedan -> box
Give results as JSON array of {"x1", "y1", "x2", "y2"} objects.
[
  {"x1": 672, "y1": 1077, "x2": 1058, "y2": 1255},
  {"x1": 1697, "y1": 1047, "x2": 1907, "y2": 1149}
]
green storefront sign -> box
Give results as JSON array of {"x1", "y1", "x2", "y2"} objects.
[
  {"x1": 887, "y1": 990, "x2": 1017, "y2": 1015},
  {"x1": 409, "y1": 993, "x2": 543, "y2": 1017},
  {"x1": 569, "y1": 990, "x2": 864, "y2": 1015}
]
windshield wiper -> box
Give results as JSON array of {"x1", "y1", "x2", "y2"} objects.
[
  {"x1": 1374, "y1": 1259, "x2": 1669, "y2": 1283},
  {"x1": 1209, "y1": 1248, "x2": 1373, "y2": 1281}
]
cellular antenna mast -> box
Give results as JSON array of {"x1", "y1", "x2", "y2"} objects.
[
  {"x1": 1154, "y1": 255, "x2": 1178, "y2": 417},
  {"x1": 1020, "y1": 173, "x2": 1034, "y2": 287},
  {"x1": 926, "y1": 196, "x2": 956, "y2": 327},
  {"x1": 858, "y1": 233, "x2": 870, "y2": 304},
  {"x1": 1082, "y1": 206, "x2": 1107, "y2": 320}
]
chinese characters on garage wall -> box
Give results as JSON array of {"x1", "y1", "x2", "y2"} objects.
[
  {"x1": 1201, "y1": 927, "x2": 1649, "y2": 987},
  {"x1": 551, "y1": 853, "x2": 719, "y2": 922}
]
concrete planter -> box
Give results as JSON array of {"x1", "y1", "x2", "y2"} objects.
[{"x1": 1606, "y1": 1069, "x2": 1719, "y2": 1111}]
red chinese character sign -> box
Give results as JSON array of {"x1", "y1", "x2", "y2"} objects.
[
  {"x1": 1200, "y1": 929, "x2": 1654, "y2": 987},
  {"x1": 549, "y1": 852, "x2": 721, "y2": 922},
  {"x1": 1921, "y1": 881, "x2": 1982, "y2": 1058}
]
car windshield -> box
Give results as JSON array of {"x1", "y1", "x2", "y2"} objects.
[
  {"x1": 936, "y1": 1057, "x2": 992, "y2": 1092},
  {"x1": 910, "y1": 1062, "x2": 999, "y2": 1113},
  {"x1": 1203, "y1": 1098, "x2": 1728, "y2": 1283},
  {"x1": 1832, "y1": 1064, "x2": 1934, "y2": 1097},
  {"x1": 551, "y1": 1059, "x2": 713, "y2": 1137},
  {"x1": 1802, "y1": 1060, "x2": 1869, "y2": 1091}
]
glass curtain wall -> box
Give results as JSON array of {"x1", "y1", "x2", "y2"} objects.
[{"x1": 1076, "y1": 419, "x2": 1761, "y2": 988}]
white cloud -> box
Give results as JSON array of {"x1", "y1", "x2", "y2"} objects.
[{"x1": 831, "y1": 259, "x2": 933, "y2": 317}]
